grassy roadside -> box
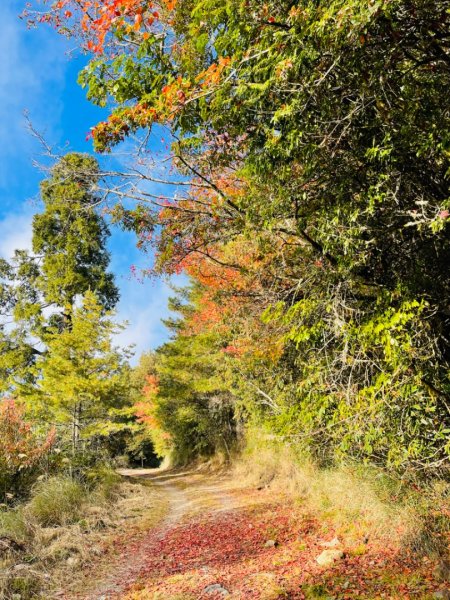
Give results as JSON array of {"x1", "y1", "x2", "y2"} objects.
[
  {"x1": 229, "y1": 436, "x2": 450, "y2": 597},
  {"x1": 233, "y1": 436, "x2": 450, "y2": 559},
  {"x1": 0, "y1": 470, "x2": 169, "y2": 600}
]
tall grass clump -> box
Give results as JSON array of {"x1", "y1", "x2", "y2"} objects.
[
  {"x1": 26, "y1": 476, "x2": 86, "y2": 527},
  {"x1": 86, "y1": 465, "x2": 122, "y2": 502},
  {"x1": 0, "y1": 509, "x2": 29, "y2": 545}
]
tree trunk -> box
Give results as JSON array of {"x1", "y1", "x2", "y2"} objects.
[{"x1": 72, "y1": 402, "x2": 81, "y2": 455}]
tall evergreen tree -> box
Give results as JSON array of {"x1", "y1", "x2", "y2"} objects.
[
  {"x1": 33, "y1": 153, "x2": 118, "y2": 310},
  {"x1": 0, "y1": 153, "x2": 119, "y2": 390},
  {"x1": 22, "y1": 292, "x2": 129, "y2": 453}
]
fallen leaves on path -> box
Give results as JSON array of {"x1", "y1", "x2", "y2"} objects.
[{"x1": 119, "y1": 493, "x2": 445, "y2": 600}]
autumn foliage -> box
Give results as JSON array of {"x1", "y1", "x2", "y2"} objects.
[
  {"x1": 28, "y1": 0, "x2": 159, "y2": 52},
  {"x1": 3, "y1": 4, "x2": 450, "y2": 596},
  {"x1": 134, "y1": 374, "x2": 159, "y2": 430},
  {"x1": 0, "y1": 399, "x2": 55, "y2": 499},
  {"x1": 25, "y1": 0, "x2": 450, "y2": 474}
]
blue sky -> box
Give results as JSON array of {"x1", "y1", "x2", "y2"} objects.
[{"x1": 0, "y1": 0, "x2": 181, "y2": 362}]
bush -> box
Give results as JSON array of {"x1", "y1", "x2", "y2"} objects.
[
  {"x1": 26, "y1": 477, "x2": 86, "y2": 527},
  {"x1": 0, "y1": 399, "x2": 55, "y2": 501}
]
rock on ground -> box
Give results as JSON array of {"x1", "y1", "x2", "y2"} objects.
[{"x1": 316, "y1": 549, "x2": 345, "y2": 567}]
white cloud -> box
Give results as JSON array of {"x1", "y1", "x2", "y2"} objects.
[{"x1": 0, "y1": 210, "x2": 33, "y2": 259}]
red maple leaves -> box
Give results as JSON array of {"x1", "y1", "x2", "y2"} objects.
[
  {"x1": 115, "y1": 493, "x2": 443, "y2": 599},
  {"x1": 0, "y1": 399, "x2": 55, "y2": 472}
]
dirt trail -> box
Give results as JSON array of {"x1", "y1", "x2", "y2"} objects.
[
  {"x1": 79, "y1": 468, "x2": 238, "y2": 600},
  {"x1": 123, "y1": 469, "x2": 193, "y2": 527},
  {"x1": 66, "y1": 469, "x2": 445, "y2": 600}
]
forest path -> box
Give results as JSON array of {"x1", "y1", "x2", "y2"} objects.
[
  {"x1": 71, "y1": 467, "x2": 246, "y2": 600},
  {"x1": 67, "y1": 468, "x2": 445, "y2": 600}
]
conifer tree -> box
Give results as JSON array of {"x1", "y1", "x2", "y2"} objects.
[
  {"x1": 23, "y1": 292, "x2": 130, "y2": 453},
  {"x1": 33, "y1": 153, "x2": 118, "y2": 310},
  {"x1": 151, "y1": 286, "x2": 236, "y2": 463},
  {"x1": 0, "y1": 153, "x2": 119, "y2": 390}
]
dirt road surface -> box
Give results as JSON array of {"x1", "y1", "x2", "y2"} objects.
[{"x1": 64, "y1": 468, "x2": 446, "y2": 600}]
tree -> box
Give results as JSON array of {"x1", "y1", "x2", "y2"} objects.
[
  {"x1": 22, "y1": 292, "x2": 130, "y2": 454},
  {"x1": 0, "y1": 153, "x2": 119, "y2": 391},
  {"x1": 110, "y1": 352, "x2": 161, "y2": 467},
  {"x1": 28, "y1": 0, "x2": 450, "y2": 473},
  {"x1": 147, "y1": 285, "x2": 237, "y2": 463},
  {"x1": 34, "y1": 153, "x2": 118, "y2": 310}
]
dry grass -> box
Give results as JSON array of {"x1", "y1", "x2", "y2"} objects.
[
  {"x1": 233, "y1": 433, "x2": 450, "y2": 555},
  {"x1": 0, "y1": 476, "x2": 169, "y2": 599}
]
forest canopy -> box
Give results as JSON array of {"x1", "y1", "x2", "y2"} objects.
[{"x1": 16, "y1": 0, "x2": 450, "y2": 474}]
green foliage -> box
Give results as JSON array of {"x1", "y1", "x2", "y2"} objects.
[
  {"x1": 0, "y1": 153, "x2": 119, "y2": 393},
  {"x1": 22, "y1": 292, "x2": 130, "y2": 453},
  {"x1": 21, "y1": 0, "x2": 450, "y2": 475},
  {"x1": 150, "y1": 286, "x2": 236, "y2": 464},
  {"x1": 107, "y1": 352, "x2": 161, "y2": 466},
  {"x1": 0, "y1": 154, "x2": 148, "y2": 498},
  {"x1": 34, "y1": 153, "x2": 118, "y2": 309},
  {"x1": 243, "y1": 288, "x2": 450, "y2": 470},
  {"x1": 85, "y1": 465, "x2": 122, "y2": 501},
  {"x1": 69, "y1": 0, "x2": 450, "y2": 474}
]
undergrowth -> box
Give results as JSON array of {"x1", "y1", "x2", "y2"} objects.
[
  {"x1": 26, "y1": 476, "x2": 86, "y2": 527},
  {"x1": 234, "y1": 431, "x2": 450, "y2": 558},
  {"x1": 0, "y1": 468, "x2": 165, "y2": 600}
]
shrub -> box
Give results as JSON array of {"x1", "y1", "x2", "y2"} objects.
[
  {"x1": 27, "y1": 477, "x2": 86, "y2": 527},
  {"x1": 0, "y1": 399, "x2": 55, "y2": 501}
]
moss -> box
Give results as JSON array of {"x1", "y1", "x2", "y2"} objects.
[
  {"x1": 302, "y1": 583, "x2": 333, "y2": 599},
  {"x1": 348, "y1": 544, "x2": 368, "y2": 556}
]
